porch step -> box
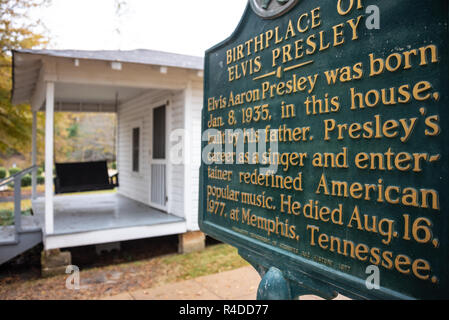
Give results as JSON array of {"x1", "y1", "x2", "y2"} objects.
[
  {"x1": 0, "y1": 229, "x2": 42, "y2": 265},
  {"x1": 0, "y1": 216, "x2": 43, "y2": 265},
  {"x1": 0, "y1": 226, "x2": 16, "y2": 244}
]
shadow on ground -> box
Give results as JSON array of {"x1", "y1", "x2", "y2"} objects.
[{"x1": 0, "y1": 235, "x2": 221, "y2": 281}]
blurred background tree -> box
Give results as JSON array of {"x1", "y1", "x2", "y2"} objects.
[
  {"x1": 0, "y1": 0, "x2": 117, "y2": 171},
  {"x1": 0, "y1": 0, "x2": 50, "y2": 154}
]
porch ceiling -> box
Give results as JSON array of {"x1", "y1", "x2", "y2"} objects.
[
  {"x1": 11, "y1": 49, "x2": 204, "y2": 110},
  {"x1": 11, "y1": 54, "x2": 42, "y2": 106},
  {"x1": 56, "y1": 82, "x2": 147, "y2": 104},
  {"x1": 46, "y1": 82, "x2": 150, "y2": 112}
]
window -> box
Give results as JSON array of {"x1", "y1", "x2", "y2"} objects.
[
  {"x1": 132, "y1": 127, "x2": 140, "y2": 172},
  {"x1": 153, "y1": 105, "x2": 166, "y2": 159}
]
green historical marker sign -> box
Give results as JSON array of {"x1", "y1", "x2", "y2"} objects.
[{"x1": 199, "y1": 0, "x2": 449, "y2": 299}]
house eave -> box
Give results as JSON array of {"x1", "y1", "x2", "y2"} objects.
[{"x1": 10, "y1": 49, "x2": 204, "y2": 108}]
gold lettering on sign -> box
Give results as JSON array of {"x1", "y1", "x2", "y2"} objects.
[{"x1": 204, "y1": 1, "x2": 444, "y2": 288}]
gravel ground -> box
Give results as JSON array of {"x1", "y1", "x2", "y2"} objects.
[
  {"x1": 0, "y1": 257, "x2": 168, "y2": 299},
  {"x1": 0, "y1": 237, "x2": 247, "y2": 300}
]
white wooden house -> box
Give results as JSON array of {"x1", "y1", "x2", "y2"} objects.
[{"x1": 0, "y1": 49, "x2": 205, "y2": 269}]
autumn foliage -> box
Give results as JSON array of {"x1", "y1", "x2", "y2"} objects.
[{"x1": 0, "y1": 0, "x2": 49, "y2": 153}]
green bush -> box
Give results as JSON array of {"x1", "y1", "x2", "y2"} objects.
[
  {"x1": 0, "y1": 209, "x2": 13, "y2": 226},
  {"x1": 111, "y1": 162, "x2": 117, "y2": 170},
  {"x1": 0, "y1": 209, "x2": 33, "y2": 226},
  {"x1": 8, "y1": 167, "x2": 21, "y2": 176},
  {"x1": 37, "y1": 176, "x2": 45, "y2": 185},
  {"x1": 37, "y1": 167, "x2": 44, "y2": 176},
  {"x1": 0, "y1": 167, "x2": 6, "y2": 179},
  {"x1": 21, "y1": 174, "x2": 32, "y2": 187}
]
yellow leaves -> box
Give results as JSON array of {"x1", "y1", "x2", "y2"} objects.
[
  {"x1": 0, "y1": 0, "x2": 49, "y2": 153},
  {"x1": 0, "y1": 0, "x2": 50, "y2": 54}
]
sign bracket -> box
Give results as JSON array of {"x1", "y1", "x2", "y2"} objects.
[{"x1": 239, "y1": 248, "x2": 338, "y2": 300}]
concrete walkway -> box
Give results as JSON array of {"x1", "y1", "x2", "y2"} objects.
[{"x1": 103, "y1": 266, "x2": 350, "y2": 300}]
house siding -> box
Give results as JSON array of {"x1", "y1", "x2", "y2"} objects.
[
  {"x1": 117, "y1": 89, "x2": 185, "y2": 219},
  {"x1": 188, "y1": 81, "x2": 203, "y2": 230},
  {"x1": 169, "y1": 90, "x2": 186, "y2": 219}
]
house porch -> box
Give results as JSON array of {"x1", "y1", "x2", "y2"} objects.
[{"x1": 31, "y1": 193, "x2": 186, "y2": 249}]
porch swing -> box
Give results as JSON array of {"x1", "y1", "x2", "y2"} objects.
[
  {"x1": 54, "y1": 160, "x2": 118, "y2": 194},
  {"x1": 54, "y1": 92, "x2": 119, "y2": 195}
]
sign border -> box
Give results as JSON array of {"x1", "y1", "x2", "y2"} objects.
[{"x1": 200, "y1": 1, "x2": 449, "y2": 300}]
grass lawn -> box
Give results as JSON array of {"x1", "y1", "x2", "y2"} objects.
[
  {"x1": 0, "y1": 243, "x2": 250, "y2": 300},
  {"x1": 0, "y1": 184, "x2": 45, "y2": 195},
  {"x1": 1, "y1": 185, "x2": 115, "y2": 196},
  {"x1": 61, "y1": 188, "x2": 117, "y2": 196},
  {"x1": 159, "y1": 243, "x2": 249, "y2": 282},
  {"x1": 0, "y1": 199, "x2": 32, "y2": 211},
  {"x1": 0, "y1": 200, "x2": 33, "y2": 226}
]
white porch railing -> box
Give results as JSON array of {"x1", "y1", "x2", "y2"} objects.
[{"x1": 0, "y1": 166, "x2": 38, "y2": 234}]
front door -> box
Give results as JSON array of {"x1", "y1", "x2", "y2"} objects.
[{"x1": 149, "y1": 104, "x2": 167, "y2": 211}]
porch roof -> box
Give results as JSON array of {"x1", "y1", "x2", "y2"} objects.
[
  {"x1": 14, "y1": 48, "x2": 204, "y2": 70},
  {"x1": 11, "y1": 49, "x2": 204, "y2": 108}
]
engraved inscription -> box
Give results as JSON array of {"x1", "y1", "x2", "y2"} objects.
[{"x1": 201, "y1": 0, "x2": 448, "y2": 299}]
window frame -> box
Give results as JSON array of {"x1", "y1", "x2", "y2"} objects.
[{"x1": 130, "y1": 120, "x2": 143, "y2": 176}]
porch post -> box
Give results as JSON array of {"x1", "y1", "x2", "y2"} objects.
[
  {"x1": 45, "y1": 82, "x2": 54, "y2": 234},
  {"x1": 31, "y1": 110, "x2": 37, "y2": 199},
  {"x1": 183, "y1": 82, "x2": 193, "y2": 228}
]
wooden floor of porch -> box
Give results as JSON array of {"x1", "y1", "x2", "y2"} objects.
[{"x1": 32, "y1": 193, "x2": 184, "y2": 236}]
